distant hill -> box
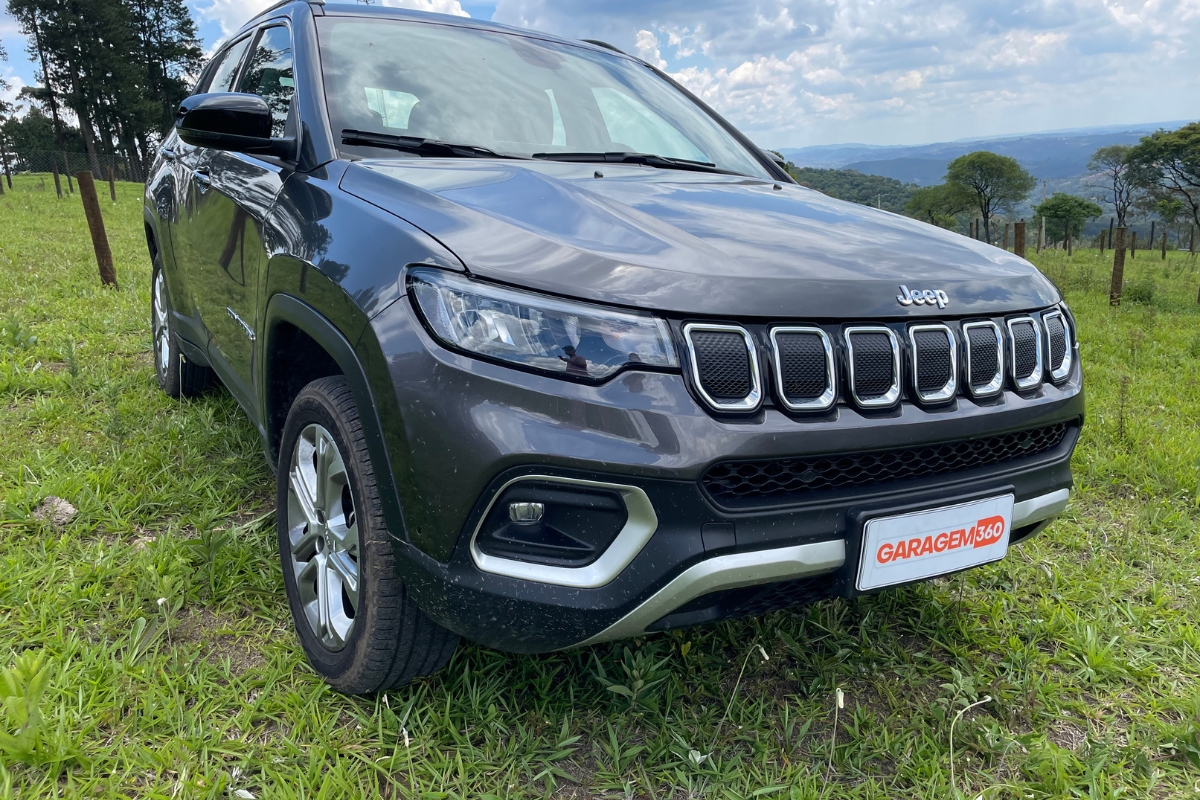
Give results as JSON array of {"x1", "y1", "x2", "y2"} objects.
[
  {"x1": 786, "y1": 167, "x2": 916, "y2": 214},
  {"x1": 779, "y1": 120, "x2": 1192, "y2": 187}
]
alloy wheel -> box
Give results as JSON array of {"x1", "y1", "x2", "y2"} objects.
[
  {"x1": 152, "y1": 271, "x2": 171, "y2": 375},
  {"x1": 286, "y1": 423, "x2": 361, "y2": 650}
]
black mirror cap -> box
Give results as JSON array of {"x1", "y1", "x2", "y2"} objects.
[{"x1": 176, "y1": 92, "x2": 295, "y2": 158}]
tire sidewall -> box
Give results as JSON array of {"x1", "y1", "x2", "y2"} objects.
[{"x1": 277, "y1": 385, "x2": 377, "y2": 684}]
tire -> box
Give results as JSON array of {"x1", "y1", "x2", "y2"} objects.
[
  {"x1": 277, "y1": 376, "x2": 458, "y2": 694},
  {"x1": 151, "y1": 257, "x2": 214, "y2": 398}
]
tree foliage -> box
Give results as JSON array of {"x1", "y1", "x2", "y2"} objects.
[
  {"x1": 1033, "y1": 192, "x2": 1102, "y2": 245},
  {"x1": 1126, "y1": 122, "x2": 1200, "y2": 231},
  {"x1": 1087, "y1": 144, "x2": 1138, "y2": 227},
  {"x1": 786, "y1": 165, "x2": 917, "y2": 213},
  {"x1": 4, "y1": 0, "x2": 202, "y2": 173},
  {"x1": 904, "y1": 184, "x2": 966, "y2": 229},
  {"x1": 944, "y1": 151, "x2": 1036, "y2": 242}
]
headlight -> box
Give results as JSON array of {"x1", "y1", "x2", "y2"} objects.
[{"x1": 408, "y1": 268, "x2": 678, "y2": 381}]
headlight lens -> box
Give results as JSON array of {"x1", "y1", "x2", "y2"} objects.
[{"x1": 408, "y1": 268, "x2": 678, "y2": 380}]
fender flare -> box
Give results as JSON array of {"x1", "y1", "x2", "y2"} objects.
[{"x1": 263, "y1": 292, "x2": 409, "y2": 542}]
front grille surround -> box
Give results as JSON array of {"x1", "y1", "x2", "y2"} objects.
[
  {"x1": 961, "y1": 320, "x2": 1004, "y2": 397},
  {"x1": 1006, "y1": 317, "x2": 1043, "y2": 391},
  {"x1": 769, "y1": 326, "x2": 836, "y2": 412},
  {"x1": 844, "y1": 326, "x2": 901, "y2": 408},
  {"x1": 683, "y1": 322, "x2": 762, "y2": 412},
  {"x1": 908, "y1": 323, "x2": 957, "y2": 403},
  {"x1": 1042, "y1": 309, "x2": 1072, "y2": 382}
]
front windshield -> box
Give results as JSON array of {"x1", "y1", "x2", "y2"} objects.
[{"x1": 316, "y1": 17, "x2": 771, "y2": 178}]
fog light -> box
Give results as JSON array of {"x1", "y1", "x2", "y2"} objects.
[{"x1": 508, "y1": 501, "x2": 545, "y2": 524}]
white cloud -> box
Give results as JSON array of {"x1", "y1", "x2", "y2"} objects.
[
  {"x1": 492, "y1": 0, "x2": 1200, "y2": 145},
  {"x1": 199, "y1": 0, "x2": 467, "y2": 38},
  {"x1": 1, "y1": 73, "x2": 25, "y2": 109}
]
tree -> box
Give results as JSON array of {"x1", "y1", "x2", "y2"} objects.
[
  {"x1": 787, "y1": 166, "x2": 917, "y2": 213},
  {"x1": 1126, "y1": 122, "x2": 1200, "y2": 232},
  {"x1": 1033, "y1": 193, "x2": 1102, "y2": 247},
  {"x1": 1087, "y1": 145, "x2": 1138, "y2": 227},
  {"x1": 904, "y1": 184, "x2": 967, "y2": 228},
  {"x1": 944, "y1": 151, "x2": 1036, "y2": 243}
]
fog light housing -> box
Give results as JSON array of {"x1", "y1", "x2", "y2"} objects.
[{"x1": 476, "y1": 481, "x2": 628, "y2": 567}]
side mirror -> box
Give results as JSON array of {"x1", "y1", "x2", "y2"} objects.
[{"x1": 176, "y1": 93, "x2": 294, "y2": 159}]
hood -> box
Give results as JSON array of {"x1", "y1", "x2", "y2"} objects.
[{"x1": 339, "y1": 159, "x2": 1059, "y2": 319}]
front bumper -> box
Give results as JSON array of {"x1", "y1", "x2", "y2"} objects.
[{"x1": 365, "y1": 296, "x2": 1083, "y2": 654}]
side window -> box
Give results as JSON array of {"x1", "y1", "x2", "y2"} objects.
[
  {"x1": 238, "y1": 25, "x2": 295, "y2": 138},
  {"x1": 206, "y1": 36, "x2": 252, "y2": 94}
]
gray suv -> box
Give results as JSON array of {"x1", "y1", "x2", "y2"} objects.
[{"x1": 144, "y1": 0, "x2": 1083, "y2": 694}]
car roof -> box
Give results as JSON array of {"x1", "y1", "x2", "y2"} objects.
[{"x1": 238, "y1": 0, "x2": 630, "y2": 61}]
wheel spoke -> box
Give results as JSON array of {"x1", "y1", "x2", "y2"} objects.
[
  {"x1": 313, "y1": 430, "x2": 334, "y2": 515},
  {"x1": 289, "y1": 466, "x2": 320, "y2": 529},
  {"x1": 327, "y1": 551, "x2": 359, "y2": 608},
  {"x1": 316, "y1": 556, "x2": 334, "y2": 643}
]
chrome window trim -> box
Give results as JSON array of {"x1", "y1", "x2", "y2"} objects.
[
  {"x1": 769, "y1": 326, "x2": 837, "y2": 412},
  {"x1": 907, "y1": 323, "x2": 957, "y2": 403},
  {"x1": 1041, "y1": 308, "x2": 1072, "y2": 382},
  {"x1": 469, "y1": 475, "x2": 658, "y2": 588},
  {"x1": 573, "y1": 538, "x2": 846, "y2": 646},
  {"x1": 1006, "y1": 316, "x2": 1044, "y2": 391},
  {"x1": 961, "y1": 320, "x2": 1004, "y2": 398},
  {"x1": 683, "y1": 322, "x2": 763, "y2": 412},
  {"x1": 843, "y1": 325, "x2": 901, "y2": 408}
]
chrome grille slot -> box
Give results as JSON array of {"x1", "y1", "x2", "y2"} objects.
[
  {"x1": 962, "y1": 321, "x2": 1003, "y2": 397},
  {"x1": 909, "y1": 324, "x2": 956, "y2": 403},
  {"x1": 770, "y1": 327, "x2": 836, "y2": 412},
  {"x1": 1007, "y1": 317, "x2": 1043, "y2": 391},
  {"x1": 1042, "y1": 310, "x2": 1071, "y2": 382},
  {"x1": 683, "y1": 323, "x2": 762, "y2": 412},
  {"x1": 844, "y1": 326, "x2": 900, "y2": 408}
]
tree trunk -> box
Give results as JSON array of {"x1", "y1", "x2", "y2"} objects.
[{"x1": 1110, "y1": 227, "x2": 1127, "y2": 306}]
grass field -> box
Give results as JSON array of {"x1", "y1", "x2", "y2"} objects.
[{"x1": 1, "y1": 173, "x2": 1199, "y2": 799}]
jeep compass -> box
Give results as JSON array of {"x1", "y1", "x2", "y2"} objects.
[{"x1": 144, "y1": 0, "x2": 1083, "y2": 694}]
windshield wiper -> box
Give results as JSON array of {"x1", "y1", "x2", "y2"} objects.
[
  {"x1": 531, "y1": 151, "x2": 734, "y2": 174},
  {"x1": 341, "y1": 129, "x2": 524, "y2": 160}
]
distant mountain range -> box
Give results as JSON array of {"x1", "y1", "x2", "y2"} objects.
[{"x1": 778, "y1": 121, "x2": 1192, "y2": 188}]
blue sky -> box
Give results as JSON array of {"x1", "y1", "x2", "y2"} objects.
[{"x1": 3, "y1": 0, "x2": 1198, "y2": 147}]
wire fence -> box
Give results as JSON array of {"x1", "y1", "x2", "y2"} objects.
[{"x1": 0, "y1": 150, "x2": 147, "y2": 187}]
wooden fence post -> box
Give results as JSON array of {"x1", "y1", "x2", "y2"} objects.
[
  {"x1": 1108, "y1": 217, "x2": 1114, "y2": 248},
  {"x1": 1110, "y1": 227, "x2": 1127, "y2": 306},
  {"x1": 1149, "y1": 221, "x2": 1156, "y2": 248},
  {"x1": 1162, "y1": 230, "x2": 1168, "y2": 260},
  {"x1": 968, "y1": 220, "x2": 973, "y2": 239},
  {"x1": 76, "y1": 172, "x2": 118, "y2": 289},
  {"x1": 1066, "y1": 219, "x2": 1072, "y2": 256},
  {"x1": 1100, "y1": 229, "x2": 1106, "y2": 254},
  {"x1": 1191, "y1": 226, "x2": 1197, "y2": 256},
  {"x1": 1037, "y1": 217, "x2": 1045, "y2": 253},
  {"x1": 63, "y1": 153, "x2": 74, "y2": 193},
  {"x1": 1130, "y1": 230, "x2": 1137, "y2": 259},
  {"x1": 52, "y1": 163, "x2": 63, "y2": 198},
  {"x1": 1014, "y1": 220, "x2": 1026, "y2": 259},
  {"x1": 107, "y1": 165, "x2": 116, "y2": 203}
]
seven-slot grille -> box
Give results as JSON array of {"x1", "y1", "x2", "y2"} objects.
[
  {"x1": 845, "y1": 327, "x2": 900, "y2": 407},
  {"x1": 682, "y1": 309, "x2": 1069, "y2": 413},
  {"x1": 1007, "y1": 317, "x2": 1043, "y2": 390},
  {"x1": 909, "y1": 324, "x2": 956, "y2": 403}
]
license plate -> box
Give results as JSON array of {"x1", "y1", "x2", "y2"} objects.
[{"x1": 856, "y1": 494, "x2": 1014, "y2": 591}]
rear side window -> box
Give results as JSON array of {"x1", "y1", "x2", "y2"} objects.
[
  {"x1": 238, "y1": 25, "x2": 295, "y2": 138},
  {"x1": 206, "y1": 36, "x2": 252, "y2": 94}
]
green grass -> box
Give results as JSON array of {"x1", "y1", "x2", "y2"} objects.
[{"x1": 2, "y1": 172, "x2": 1200, "y2": 798}]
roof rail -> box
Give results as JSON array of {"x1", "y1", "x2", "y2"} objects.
[
  {"x1": 252, "y1": 0, "x2": 323, "y2": 20},
  {"x1": 582, "y1": 39, "x2": 626, "y2": 55}
]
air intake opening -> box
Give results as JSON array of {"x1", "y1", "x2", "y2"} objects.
[
  {"x1": 684, "y1": 323, "x2": 762, "y2": 412},
  {"x1": 770, "y1": 327, "x2": 836, "y2": 411},
  {"x1": 844, "y1": 326, "x2": 900, "y2": 408},
  {"x1": 1007, "y1": 317, "x2": 1043, "y2": 391},
  {"x1": 909, "y1": 324, "x2": 956, "y2": 403}
]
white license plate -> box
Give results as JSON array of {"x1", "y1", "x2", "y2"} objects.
[{"x1": 856, "y1": 494, "x2": 1014, "y2": 591}]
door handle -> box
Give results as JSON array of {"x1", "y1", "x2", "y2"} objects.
[
  {"x1": 192, "y1": 169, "x2": 211, "y2": 191},
  {"x1": 161, "y1": 147, "x2": 176, "y2": 161}
]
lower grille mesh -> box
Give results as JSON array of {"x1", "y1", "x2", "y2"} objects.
[{"x1": 702, "y1": 421, "x2": 1071, "y2": 507}]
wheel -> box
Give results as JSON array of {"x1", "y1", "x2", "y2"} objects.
[
  {"x1": 152, "y1": 258, "x2": 213, "y2": 398},
  {"x1": 277, "y1": 376, "x2": 458, "y2": 694}
]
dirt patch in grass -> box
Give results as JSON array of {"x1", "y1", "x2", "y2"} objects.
[{"x1": 174, "y1": 608, "x2": 268, "y2": 675}]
